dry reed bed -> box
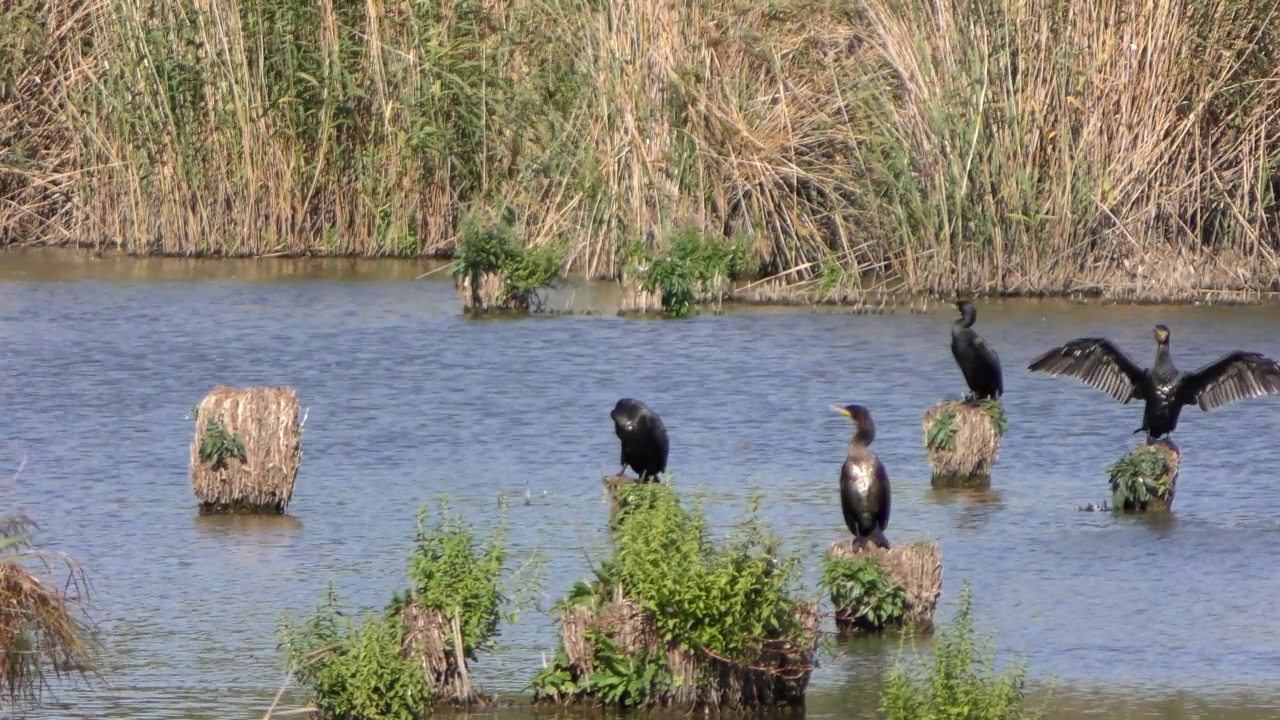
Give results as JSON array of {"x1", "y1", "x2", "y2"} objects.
[
  {"x1": 2, "y1": 0, "x2": 1279, "y2": 300},
  {"x1": 826, "y1": 539, "x2": 943, "y2": 633},
  {"x1": 189, "y1": 385, "x2": 302, "y2": 514}
]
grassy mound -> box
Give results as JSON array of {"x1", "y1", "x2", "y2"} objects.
[
  {"x1": 189, "y1": 385, "x2": 302, "y2": 514},
  {"x1": 923, "y1": 399, "x2": 1007, "y2": 487},
  {"x1": 1106, "y1": 440, "x2": 1180, "y2": 513},
  {"x1": 280, "y1": 498, "x2": 534, "y2": 718},
  {"x1": 531, "y1": 484, "x2": 818, "y2": 711},
  {"x1": 820, "y1": 539, "x2": 942, "y2": 635}
]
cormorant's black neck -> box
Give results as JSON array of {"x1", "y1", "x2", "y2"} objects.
[
  {"x1": 850, "y1": 418, "x2": 876, "y2": 448},
  {"x1": 1154, "y1": 340, "x2": 1175, "y2": 374},
  {"x1": 955, "y1": 305, "x2": 976, "y2": 329}
]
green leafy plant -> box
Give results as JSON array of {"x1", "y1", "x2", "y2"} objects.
[
  {"x1": 880, "y1": 583, "x2": 1049, "y2": 720},
  {"x1": 926, "y1": 406, "x2": 961, "y2": 452},
  {"x1": 197, "y1": 418, "x2": 246, "y2": 470},
  {"x1": 978, "y1": 399, "x2": 1008, "y2": 436},
  {"x1": 635, "y1": 227, "x2": 750, "y2": 318},
  {"x1": 818, "y1": 554, "x2": 907, "y2": 630},
  {"x1": 449, "y1": 209, "x2": 565, "y2": 312},
  {"x1": 1107, "y1": 446, "x2": 1174, "y2": 511}
]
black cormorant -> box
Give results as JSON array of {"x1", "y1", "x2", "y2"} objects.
[
  {"x1": 951, "y1": 299, "x2": 1004, "y2": 401},
  {"x1": 831, "y1": 404, "x2": 891, "y2": 549},
  {"x1": 611, "y1": 398, "x2": 669, "y2": 482},
  {"x1": 1027, "y1": 324, "x2": 1280, "y2": 442}
]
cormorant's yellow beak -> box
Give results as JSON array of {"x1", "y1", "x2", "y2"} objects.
[
  {"x1": 1155, "y1": 327, "x2": 1169, "y2": 342},
  {"x1": 830, "y1": 404, "x2": 852, "y2": 417}
]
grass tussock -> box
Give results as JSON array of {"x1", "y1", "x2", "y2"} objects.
[
  {"x1": 823, "y1": 539, "x2": 942, "y2": 634},
  {"x1": 881, "y1": 583, "x2": 1048, "y2": 720},
  {"x1": 189, "y1": 385, "x2": 302, "y2": 514},
  {"x1": 3, "y1": 0, "x2": 1280, "y2": 301},
  {"x1": 281, "y1": 498, "x2": 539, "y2": 718},
  {"x1": 924, "y1": 400, "x2": 1006, "y2": 487},
  {"x1": 1106, "y1": 440, "x2": 1180, "y2": 512},
  {"x1": 531, "y1": 483, "x2": 819, "y2": 711}
]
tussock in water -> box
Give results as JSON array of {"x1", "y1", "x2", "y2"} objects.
[
  {"x1": 1029, "y1": 324, "x2": 1280, "y2": 443},
  {"x1": 831, "y1": 404, "x2": 891, "y2": 549},
  {"x1": 189, "y1": 385, "x2": 302, "y2": 514}
]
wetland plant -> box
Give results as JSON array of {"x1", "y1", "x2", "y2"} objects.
[
  {"x1": 189, "y1": 386, "x2": 302, "y2": 515},
  {"x1": 281, "y1": 498, "x2": 538, "y2": 719},
  {"x1": 1106, "y1": 442, "x2": 1180, "y2": 512},
  {"x1": 923, "y1": 399, "x2": 1006, "y2": 487},
  {"x1": 450, "y1": 209, "x2": 566, "y2": 314},
  {"x1": 530, "y1": 483, "x2": 818, "y2": 711},
  {"x1": 818, "y1": 553, "x2": 908, "y2": 632},
  {"x1": 880, "y1": 584, "x2": 1048, "y2": 720},
  {"x1": 626, "y1": 227, "x2": 750, "y2": 317}
]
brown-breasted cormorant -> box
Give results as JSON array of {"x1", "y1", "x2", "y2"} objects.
[
  {"x1": 1028, "y1": 324, "x2": 1280, "y2": 442},
  {"x1": 951, "y1": 300, "x2": 1004, "y2": 401},
  {"x1": 831, "y1": 404, "x2": 891, "y2": 549},
  {"x1": 611, "y1": 398, "x2": 669, "y2": 482}
]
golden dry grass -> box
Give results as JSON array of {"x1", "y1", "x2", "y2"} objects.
[
  {"x1": 400, "y1": 603, "x2": 486, "y2": 707},
  {"x1": 455, "y1": 270, "x2": 511, "y2": 313},
  {"x1": 617, "y1": 274, "x2": 665, "y2": 315},
  {"x1": 827, "y1": 538, "x2": 943, "y2": 632},
  {"x1": 923, "y1": 401, "x2": 1003, "y2": 487},
  {"x1": 555, "y1": 584, "x2": 819, "y2": 711},
  {"x1": 189, "y1": 385, "x2": 302, "y2": 514}
]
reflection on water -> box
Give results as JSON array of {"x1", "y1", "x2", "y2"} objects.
[{"x1": 5, "y1": 248, "x2": 1280, "y2": 718}]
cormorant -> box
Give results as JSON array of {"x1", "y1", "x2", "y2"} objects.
[
  {"x1": 1027, "y1": 324, "x2": 1280, "y2": 442},
  {"x1": 611, "y1": 398, "x2": 669, "y2": 482},
  {"x1": 831, "y1": 404, "x2": 891, "y2": 549},
  {"x1": 951, "y1": 299, "x2": 1004, "y2": 401}
]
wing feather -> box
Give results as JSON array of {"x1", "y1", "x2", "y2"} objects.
[
  {"x1": 1178, "y1": 351, "x2": 1280, "y2": 411},
  {"x1": 1027, "y1": 337, "x2": 1147, "y2": 403}
]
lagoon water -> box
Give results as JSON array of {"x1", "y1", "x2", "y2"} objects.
[{"x1": 2, "y1": 251, "x2": 1280, "y2": 719}]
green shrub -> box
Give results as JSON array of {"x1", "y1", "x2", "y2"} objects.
[
  {"x1": 450, "y1": 209, "x2": 565, "y2": 311},
  {"x1": 880, "y1": 584, "x2": 1047, "y2": 720},
  {"x1": 281, "y1": 498, "x2": 526, "y2": 719},
  {"x1": 818, "y1": 554, "x2": 907, "y2": 630},
  {"x1": 632, "y1": 227, "x2": 749, "y2": 317}
]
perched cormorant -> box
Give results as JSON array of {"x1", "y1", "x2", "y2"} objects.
[
  {"x1": 951, "y1": 299, "x2": 1004, "y2": 401},
  {"x1": 831, "y1": 404, "x2": 891, "y2": 549},
  {"x1": 611, "y1": 398, "x2": 669, "y2": 482},
  {"x1": 1027, "y1": 324, "x2": 1280, "y2": 442}
]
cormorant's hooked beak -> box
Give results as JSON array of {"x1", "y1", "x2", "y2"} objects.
[
  {"x1": 830, "y1": 404, "x2": 853, "y2": 417},
  {"x1": 1154, "y1": 325, "x2": 1170, "y2": 343}
]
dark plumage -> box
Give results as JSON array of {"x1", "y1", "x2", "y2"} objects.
[
  {"x1": 611, "y1": 398, "x2": 669, "y2": 482},
  {"x1": 951, "y1": 300, "x2": 1004, "y2": 401},
  {"x1": 1027, "y1": 324, "x2": 1280, "y2": 442},
  {"x1": 831, "y1": 404, "x2": 891, "y2": 549}
]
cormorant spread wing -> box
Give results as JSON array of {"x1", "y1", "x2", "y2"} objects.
[
  {"x1": 1027, "y1": 337, "x2": 1148, "y2": 403},
  {"x1": 1176, "y1": 351, "x2": 1280, "y2": 411}
]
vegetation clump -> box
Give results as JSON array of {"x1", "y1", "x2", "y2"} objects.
[
  {"x1": 450, "y1": 210, "x2": 565, "y2": 314},
  {"x1": 822, "y1": 539, "x2": 942, "y2": 635},
  {"x1": 0, "y1": 500, "x2": 100, "y2": 709},
  {"x1": 880, "y1": 584, "x2": 1048, "y2": 720},
  {"x1": 189, "y1": 386, "x2": 302, "y2": 515},
  {"x1": 281, "y1": 499, "x2": 529, "y2": 719},
  {"x1": 923, "y1": 399, "x2": 1007, "y2": 487},
  {"x1": 1106, "y1": 441, "x2": 1180, "y2": 512},
  {"x1": 624, "y1": 227, "x2": 749, "y2": 317},
  {"x1": 531, "y1": 483, "x2": 818, "y2": 711}
]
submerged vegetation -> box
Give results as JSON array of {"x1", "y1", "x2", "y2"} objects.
[
  {"x1": 531, "y1": 483, "x2": 818, "y2": 710},
  {"x1": 3, "y1": 0, "x2": 1280, "y2": 300},
  {"x1": 280, "y1": 499, "x2": 536, "y2": 719}
]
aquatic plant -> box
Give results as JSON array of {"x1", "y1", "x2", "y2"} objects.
[
  {"x1": 189, "y1": 386, "x2": 301, "y2": 514},
  {"x1": 628, "y1": 227, "x2": 750, "y2": 317},
  {"x1": 819, "y1": 553, "x2": 907, "y2": 629},
  {"x1": 281, "y1": 497, "x2": 540, "y2": 718},
  {"x1": 1106, "y1": 442, "x2": 1179, "y2": 512},
  {"x1": 450, "y1": 209, "x2": 565, "y2": 313},
  {"x1": 821, "y1": 539, "x2": 942, "y2": 634},
  {"x1": 531, "y1": 483, "x2": 818, "y2": 711},
  {"x1": 880, "y1": 583, "x2": 1048, "y2": 720}
]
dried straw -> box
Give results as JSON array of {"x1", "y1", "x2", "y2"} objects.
[
  {"x1": 400, "y1": 603, "x2": 487, "y2": 707},
  {"x1": 455, "y1": 270, "x2": 511, "y2": 313},
  {"x1": 189, "y1": 385, "x2": 302, "y2": 514},
  {"x1": 827, "y1": 539, "x2": 943, "y2": 633},
  {"x1": 553, "y1": 585, "x2": 818, "y2": 711},
  {"x1": 617, "y1": 273, "x2": 664, "y2": 315},
  {"x1": 922, "y1": 401, "x2": 1003, "y2": 488}
]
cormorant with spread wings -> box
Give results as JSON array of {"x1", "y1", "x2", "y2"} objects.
[{"x1": 1028, "y1": 324, "x2": 1280, "y2": 442}]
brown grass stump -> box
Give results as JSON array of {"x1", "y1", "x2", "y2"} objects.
[
  {"x1": 456, "y1": 269, "x2": 518, "y2": 314},
  {"x1": 1106, "y1": 439, "x2": 1180, "y2": 513},
  {"x1": 618, "y1": 272, "x2": 664, "y2": 316},
  {"x1": 542, "y1": 585, "x2": 819, "y2": 712},
  {"x1": 401, "y1": 603, "x2": 489, "y2": 707},
  {"x1": 601, "y1": 474, "x2": 638, "y2": 519},
  {"x1": 825, "y1": 539, "x2": 942, "y2": 635},
  {"x1": 189, "y1": 385, "x2": 302, "y2": 515},
  {"x1": 922, "y1": 400, "x2": 1004, "y2": 488}
]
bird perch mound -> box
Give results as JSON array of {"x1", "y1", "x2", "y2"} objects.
[
  {"x1": 1106, "y1": 439, "x2": 1180, "y2": 512},
  {"x1": 189, "y1": 385, "x2": 302, "y2": 515},
  {"x1": 401, "y1": 603, "x2": 487, "y2": 706},
  {"x1": 540, "y1": 587, "x2": 818, "y2": 712},
  {"x1": 922, "y1": 400, "x2": 1006, "y2": 488},
  {"x1": 822, "y1": 539, "x2": 943, "y2": 635}
]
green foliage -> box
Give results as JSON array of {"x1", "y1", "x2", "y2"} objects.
[
  {"x1": 281, "y1": 498, "x2": 526, "y2": 719},
  {"x1": 1107, "y1": 446, "x2": 1174, "y2": 511},
  {"x1": 450, "y1": 209, "x2": 565, "y2": 311},
  {"x1": 197, "y1": 418, "x2": 247, "y2": 470},
  {"x1": 978, "y1": 400, "x2": 1008, "y2": 437},
  {"x1": 531, "y1": 484, "x2": 810, "y2": 708},
  {"x1": 634, "y1": 227, "x2": 750, "y2": 317},
  {"x1": 926, "y1": 405, "x2": 961, "y2": 452},
  {"x1": 880, "y1": 584, "x2": 1046, "y2": 720},
  {"x1": 280, "y1": 587, "x2": 434, "y2": 720},
  {"x1": 818, "y1": 554, "x2": 907, "y2": 630}
]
